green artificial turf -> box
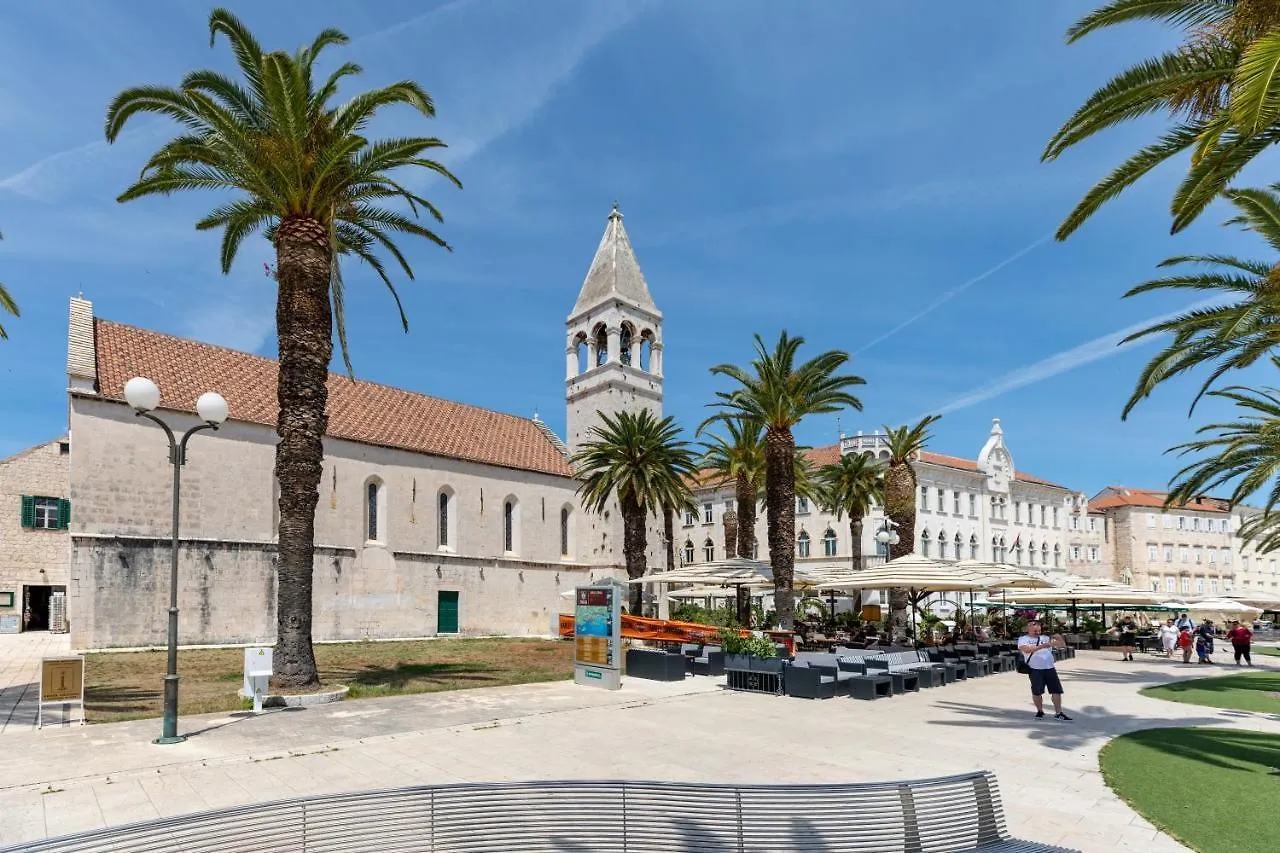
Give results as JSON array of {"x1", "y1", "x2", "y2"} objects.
[
  {"x1": 1251, "y1": 645, "x2": 1280, "y2": 657},
  {"x1": 1100, "y1": 728, "x2": 1280, "y2": 853},
  {"x1": 1141, "y1": 671, "x2": 1280, "y2": 714}
]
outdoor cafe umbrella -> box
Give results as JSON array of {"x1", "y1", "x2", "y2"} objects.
[
  {"x1": 952, "y1": 560, "x2": 1056, "y2": 627},
  {"x1": 1004, "y1": 576, "x2": 1161, "y2": 629},
  {"x1": 1185, "y1": 597, "x2": 1263, "y2": 624},
  {"x1": 629, "y1": 557, "x2": 821, "y2": 622},
  {"x1": 817, "y1": 553, "x2": 993, "y2": 638},
  {"x1": 1225, "y1": 588, "x2": 1280, "y2": 611}
]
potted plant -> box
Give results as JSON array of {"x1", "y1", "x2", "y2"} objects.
[{"x1": 1081, "y1": 616, "x2": 1105, "y2": 650}]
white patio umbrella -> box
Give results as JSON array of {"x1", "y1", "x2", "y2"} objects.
[
  {"x1": 1225, "y1": 589, "x2": 1280, "y2": 611},
  {"x1": 1004, "y1": 576, "x2": 1162, "y2": 629},
  {"x1": 1186, "y1": 598, "x2": 1263, "y2": 623},
  {"x1": 817, "y1": 553, "x2": 993, "y2": 638},
  {"x1": 951, "y1": 560, "x2": 1056, "y2": 628}
]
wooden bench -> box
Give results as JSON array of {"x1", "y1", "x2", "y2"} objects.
[{"x1": 4, "y1": 773, "x2": 1078, "y2": 852}]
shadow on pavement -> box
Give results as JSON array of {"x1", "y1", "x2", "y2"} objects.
[
  {"x1": 184, "y1": 705, "x2": 304, "y2": 739},
  {"x1": 926, "y1": 700, "x2": 1225, "y2": 752}
]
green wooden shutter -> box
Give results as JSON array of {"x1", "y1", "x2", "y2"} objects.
[
  {"x1": 58, "y1": 499, "x2": 71, "y2": 530},
  {"x1": 20, "y1": 496, "x2": 35, "y2": 529}
]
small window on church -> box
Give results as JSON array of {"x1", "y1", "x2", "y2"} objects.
[
  {"x1": 619, "y1": 323, "x2": 633, "y2": 366},
  {"x1": 593, "y1": 325, "x2": 607, "y2": 367}
]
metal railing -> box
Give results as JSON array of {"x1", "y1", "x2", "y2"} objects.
[{"x1": 3, "y1": 772, "x2": 1076, "y2": 853}]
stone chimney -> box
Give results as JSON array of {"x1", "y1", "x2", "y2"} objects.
[{"x1": 67, "y1": 295, "x2": 96, "y2": 393}]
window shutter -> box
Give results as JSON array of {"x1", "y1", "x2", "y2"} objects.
[
  {"x1": 20, "y1": 496, "x2": 35, "y2": 529},
  {"x1": 58, "y1": 499, "x2": 71, "y2": 530}
]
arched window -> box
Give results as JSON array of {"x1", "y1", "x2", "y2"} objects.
[
  {"x1": 797, "y1": 531, "x2": 810, "y2": 558},
  {"x1": 560, "y1": 507, "x2": 572, "y2": 557},
  {"x1": 682, "y1": 539, "x2": 694, "y2": 565},
  {"x1": 1041, "y1": 542, "x2": 1049, "y2": 565},
  {"x1": 991, "y1": 535, "x2": 1000, "y2": 562},
  {"x1": 503, "y1": 497, "x2": 520, "y2": 555},
  {"x1": 822, "y1": 528, "x2": 837, "y2": 557},
  {"x1": 365, "y1": 478, "x2": 386, "y2": 543},
  {"x1": 593, "y1": 324, "x2": 607, "y2": 367},
  {"x1": 703, "y1": 537, "x2": 715, "y2": 562},
  {"x1": 921, "y1": 527, "x2": 931, "y2": 557},
  {"x1": 639, "y1": 329, "x2": 655, "y2": 371},
  {"x1": 1053, "y1": 544, "x2": 1061, "y2": 568},
  {"x1": 937, "y1": 529, "x2": 947, "y2": 559},
  {"x1": 619, "y1": 323, "x2": 634, "y2": 366},
  {"x1": 969, "y1": 534, "x2": 978, "y2": 560},
  {"x1": 437, "y1": 488, "x2": 456, "y2": 550},
  {"x1": 1028, "y1": 540, "x2": 1036, "y2": 566}
]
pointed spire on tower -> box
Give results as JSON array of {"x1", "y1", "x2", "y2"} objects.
[{"x1": 571, "y1": 204, "x2": 659, "y2": 316}]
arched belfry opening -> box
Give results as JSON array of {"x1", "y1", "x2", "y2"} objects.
[{"x1": 592, "y1": 323, "x2": 608, "y2": 368}]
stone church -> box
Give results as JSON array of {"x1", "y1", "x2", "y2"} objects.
[{"x1": 55, "y1": 206, "x2": 666, "y2": 649}]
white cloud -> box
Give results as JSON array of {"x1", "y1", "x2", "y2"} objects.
[
  {"x1": 926, "y1": 296, "x2": 1226, "y2": 418},
  {"x1": 854, "y1": 231, "x2": 1053, "y2": 354}
]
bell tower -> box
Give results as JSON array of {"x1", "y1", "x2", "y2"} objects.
[{"x1": 565, "y1": 204, "x2": 663, "y2": 453}]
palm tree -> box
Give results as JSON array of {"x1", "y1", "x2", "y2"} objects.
[
  {"x1": 1165, "y1": 376, "x2": 1280, "y2": 550},
  {"x1": 698, "y1": 418, "x2": 766, "y2": 560},
  {"x1": 883, "y1": 415, "x2": 941, "y2": 634},
  {"x1": 819, "y1": 452, "x2": 886, "y2": 576},
  {"x1": 1119, "y1": 185, "x2": 1280, "y2": 419},
  {"x1": 571, "y1": 409, "x2": 701, "y2": 614},
  {"x1": 703, "y1": 332, "x2": 864, "y2": 629},
  {"x1": 105, "y1": 10, "x2": 460, "y2": 688},
  {"x1": 1043, "y1": 0, "x2": 1280, "y2": 238},
  {"x1": 0, "y1": 232, "x2": 18, "y2": 340}
]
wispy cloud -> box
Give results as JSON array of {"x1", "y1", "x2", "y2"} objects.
[
  {"x1": 854, "y1": 231, "x2": 1052, "y2": 355},
  {"x1": 925, "y1": 297, "x2": 1225, "y2": 418}
]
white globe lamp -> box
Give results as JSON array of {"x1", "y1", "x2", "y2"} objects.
[{"x1": 124, "y1": 376, "x2": 161, "y2": 413}]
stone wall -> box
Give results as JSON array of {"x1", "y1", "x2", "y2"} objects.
[
  {"x1": 68, "y1": 395, "x2": 610, "y2": 648},
  {"x1": 0, "y1": 438, "x2": 71, "y2": 627}
]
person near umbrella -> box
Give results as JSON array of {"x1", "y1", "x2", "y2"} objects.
[
  {"x1": 1226, "y1": 620, "x2": 1254, "y2": 666},
  {"x1": 1177, "y1": 624, "x2": 1194, "y2": 663},
  {"x1": 1175, "y1": 612, "x2": 1194, "y2": 633},
  {"x1": 1157, "y1": 619, "x2": 1179, "y2": 659},
  {"x1": 1017, "y1": 620, "x2": 1072, "y2": 721},
  {"x1": 1195, "y1": 619, "x2": 1216, "y2": 664},
  {"x1": 1115, "y1": 616, "x2": 1138, "y2": 661}
]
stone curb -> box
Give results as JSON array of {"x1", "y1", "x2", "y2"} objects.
[{"x1": 237, "y1": 685, "x2": 349, "y2": 708}]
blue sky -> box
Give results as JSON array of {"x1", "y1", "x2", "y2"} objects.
[{"x1": 1, "y1": 1, "x2": 1276, "y2": 496}]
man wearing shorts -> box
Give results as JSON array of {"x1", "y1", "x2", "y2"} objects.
[{"x1": 1018, "y1": 620, "x2": 1072, "y2": 720}]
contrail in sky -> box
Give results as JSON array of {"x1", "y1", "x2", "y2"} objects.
[
  {"x1": 924, "y1": 296, "x2": 1226, "y2": 418},
  {"x1": 854, "y1": 231, "x2": 1053, "y2": 355}
]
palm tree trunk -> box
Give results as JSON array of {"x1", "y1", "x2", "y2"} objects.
[
  {"x1": 849, "y1": 516, "x2": 863, "y2": 613},
  {"x1": 735, "y1": 471, "x2": 756, "y2": 559},
  {"x1": 621, "y1": 491, "x2": 647, "y2": 614},
  {"x1": 664, "y1": 505, "x2": 675, "y2": 573},
  {"x1": 884, "y1": 462, "x2": 916, "y2": 640},
  {"x1": 271, "y1": 215, "x2": 329, "y2": 689},
  {"x1": 764, "y1": 428, "x2": 796, "y2": 629}
]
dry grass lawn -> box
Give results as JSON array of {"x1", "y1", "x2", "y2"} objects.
[{"x1": 85, "y1": 638, "x2": 573, "y2": 724}]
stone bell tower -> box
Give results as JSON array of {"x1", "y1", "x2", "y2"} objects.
[
  {"x1": 565, "y1": 204, "x2": 664, "y2": 454},
  {"x1": 565, "y1": 205, "x2": 666, "y2": 582}
]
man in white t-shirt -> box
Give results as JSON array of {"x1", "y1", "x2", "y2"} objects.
[{"x1": 1017, "y1": 620, "x2": 1072, "y2": 721}]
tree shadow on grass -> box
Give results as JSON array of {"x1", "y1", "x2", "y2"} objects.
[
  {"x1": 84, "y1": 685, "x2": 160, "y2": 715},
  {"x1": 1116, "y1": 727, "x2": 1280, "y2": 774},
  {"x1": 334, "y1": 661, "x2": 499, "y2": 689},
  {"x1": 926, "y1": 700, "x2": 1224, "y2": 753}
]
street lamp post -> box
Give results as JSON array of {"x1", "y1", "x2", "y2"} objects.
[
  {"x1": 874, "y1": 519, "x2": 901, "y2": 637},
  {"x1": 124, "y1": 376, "x2": 228, "y2": 745}
]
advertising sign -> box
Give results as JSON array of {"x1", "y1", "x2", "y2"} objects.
[{"x1": 573, "y1": 583, "x2": 621, "y2": 690}]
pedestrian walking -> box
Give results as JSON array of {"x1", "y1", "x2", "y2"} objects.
[
  {"x1": 1227, "y1": 620, "x2": 1254, "y2": 666},
  {"x1": 1176, "y1": 612, "x2": 1195, "y2": 634},
  {"x1": 1178, "y1": 626, "x2": 1193, "y2": 663},
  {"x1": 1157, "y1": 619, "x2": 1179, "y2": 658},
  {"x1": 1195, "y1": 619, "x2": 1215, "y2": 664},
  {"x1": 1116, "y1": 616, "x2": 1138, "y2": 661},
  {"x1": 1017, "y1": 620, "x2": 1072, "y2": 721}
]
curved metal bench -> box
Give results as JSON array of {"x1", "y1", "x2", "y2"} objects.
[{"x1": 2, "y1": 771, "x2": 1076, "y2": 852}]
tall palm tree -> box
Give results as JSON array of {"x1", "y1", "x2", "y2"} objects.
[
  {"x1": 1043, "y1": 0, "x2": 1280, "y2": 238},
  {"x1": 703, "y1": 332, "x2": 864, "y2": 629},
  {"x1": 1165, "y1": 376, "x2": 1280, "y2": 550},
  {"x1": 0, "y1": 232, "x2": 18, "y2": 340},
  {"x1": 572, "y1": 409, "x2": 700, "y2": 614},
  {"x1": 105, "y1": 9, "x2": 460, "y2": 688},
  {"x1": 698, "y1": 418, "x2": 766, "y2": 561},
  {"x1": 819, "y1": 451, "x2": 885, "y2": 576},
  {"x1": 1119, "y1": 185, "x2": 1280, "y2": 419},
  {"x1": 883, "y1": 415, "x2": 941, "y2": 634}
]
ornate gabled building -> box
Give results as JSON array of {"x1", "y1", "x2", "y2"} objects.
[{"x1": 686, "y1": 419, "x2": 1081, "y2": 578}]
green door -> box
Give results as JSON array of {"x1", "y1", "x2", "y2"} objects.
[{"x1": 437, "y1": 591, "x2": 459, "y2": 634}]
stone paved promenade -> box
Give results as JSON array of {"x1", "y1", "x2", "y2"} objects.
[{"x1": 2, "y1": 639, "x2": 1278, "y2": 851}]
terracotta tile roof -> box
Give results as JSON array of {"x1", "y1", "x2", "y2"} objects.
[
  {"x1": 686, "y1": 443, "x2": 1065, "y2": 491},
  {"x1": 91, "y1": 319, "x2": 573, "y2": 478},
  {"x1": 1089, "y1": 487, "x2": 1230, "y2": 513}
]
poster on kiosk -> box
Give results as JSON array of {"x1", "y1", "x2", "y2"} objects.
[{"x1": 574, "y1": 583, "x2": 622, "y2": 690}]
